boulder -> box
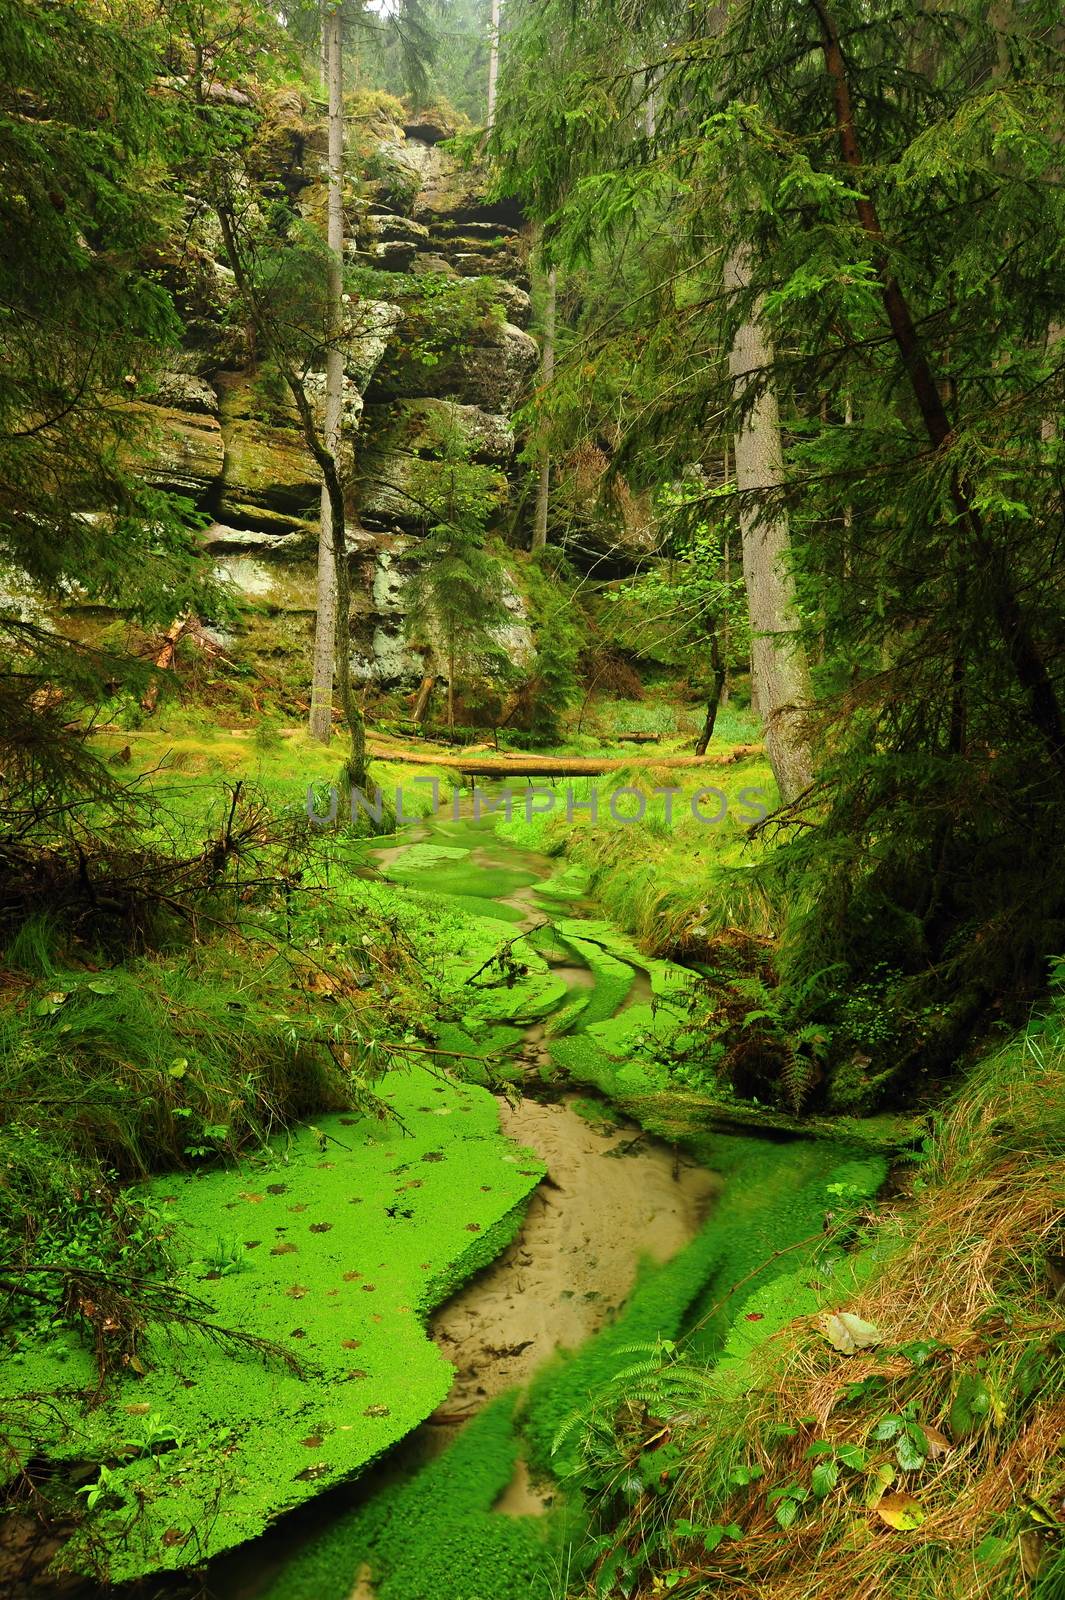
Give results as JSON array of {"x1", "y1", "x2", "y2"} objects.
[
  {"x1": 348, "y1": 239, "x2": 419, "y2": 273},
  {"x1": 363, "y1": 398, "x2": 515, "y2": 464},
  {"x1": 413, "y1": 147, "x2": 524, "y2": 229},
  {"x1": 486, "y1": 281, "x2": 532, "y2": 329},
  {"x1": 449, "y1": 251, "x2": 530, "y2": 291},
  {"x1": 144, "y1": 371, "x2": 219, "y2": 416},
  {"x1": 136, "y1": 404, "x2": 224, "y2": 498},
  {"x1": 401, "y1": 110, "x2": 456, "y2": 145},
  {"x1": 216, "y1": 374, "x2": 320, "y2": 534},
  {"x1": 366, "y1": 320, "x2": 538, "y2": 412},
  {"x1": 341, "y1": 299, "x2": 402, "y2": 389},
  {"x1": 357, "y1": 399, "x2": 514, "y2": 529},
  {"x1": 365, "y1": 213, "x2": 430, "y2": 247}
]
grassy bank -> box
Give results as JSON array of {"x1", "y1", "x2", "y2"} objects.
[{"x1": 560, "y1": 1003, "x2": 1065, "y2": 1599}]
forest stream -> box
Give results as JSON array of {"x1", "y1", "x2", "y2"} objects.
[{"x1": 213, "y1": 796, "x2": 721, "y2": 1598}]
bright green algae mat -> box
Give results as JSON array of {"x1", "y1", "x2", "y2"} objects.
[
  {"x1": 2, "y1": 1070, "x2": 545, "y2": 1584},
  {"x1": 259, "y1": 1397, "x2": 568, "y2": 1600}
]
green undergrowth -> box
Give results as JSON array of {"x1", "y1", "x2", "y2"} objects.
[
  {"x1": 495, "y1": 758, "x2": 779, "y2": 959},
  {"x1": 2, "y1": 1070, "x2": 545, "y2": 1584},
  {"x1": 261, "y1": 1398, "x2": 569, "y2": 1600}
]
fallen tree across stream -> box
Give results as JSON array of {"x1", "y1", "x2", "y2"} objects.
[{"x1": 364, "y1": 741, "x2": 764, "y2": 777}]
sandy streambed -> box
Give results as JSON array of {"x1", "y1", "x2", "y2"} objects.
[{"x1": 429, "y1": 1096, "x2": 721, "y2": 1416}]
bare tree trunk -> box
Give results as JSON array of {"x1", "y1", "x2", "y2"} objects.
[
  {"x1": 720, "y1": 439, "x2": 731, "y2": 708},
  {"x1": 309, "y1": 5, "x2": 344, "y2": 745},
  {"x1": 412, "y1": 674, "x2": 434, "y2": 722},
  {"x1": 725, "y1": 245, "x2": 814, "y2": 802},
  {"x1": 447, "y1": 644, "x2": 455, "y2": 729},
  {"x1": 487, "y1": 0, "x2": 501, "y2": 126},
  {"x1": 531, "y1": 264, "x2": 557, "y2": 552}
]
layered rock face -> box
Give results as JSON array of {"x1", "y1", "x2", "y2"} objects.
[{"x1": 140, "y1": 99, "x2": 539, "y2": 689}]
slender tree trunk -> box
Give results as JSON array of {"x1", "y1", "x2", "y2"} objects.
[
  {"x1": 720, "y1": 439, "x2": 731, "y2": 708},
  {"x1": 487, "y1": 0, "x2": 501, "y2": 127},
  {"x1": 725, "y1": 245, "x2": 815, "y2": 802},
  {"x1": 447, "y1": 644, "x2": 455, "y2": 729},
  {"x1": 309, "y1": 6, "x2": 345, "y2": 745},
  {"x1": 695, "y1": 632, "x2": 726, "y2": 756},
  {"x1": 810, "y1": 0, "x2": 1065, "y2": 777},
  {"x1": 531, "y1": 264, "x2": 557, "y2": 552}
]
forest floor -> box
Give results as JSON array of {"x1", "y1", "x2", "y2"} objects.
[{"x1": 2, "y1": 691, "x2": 1061, "y2": 1600}]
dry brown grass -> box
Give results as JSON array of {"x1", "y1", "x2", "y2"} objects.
[{"x1": 577, "y1": 1021, "x2": 1065, "y2": 1600}]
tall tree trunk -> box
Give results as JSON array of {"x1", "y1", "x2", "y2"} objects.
[
  {"x1": 809, "y1": 0, "x2": 1065, "y2": 777},
  {"x1": 309, "y1": 5, "x2": 345, "y2": 745},
  {"x1": 725, "y1": 246, "x2": 815, "y2": 802},
  {"x1": 487, "y1": 0, "x2": 501, "y2": 126},
  {"x1": 531, "y1": 264, "x2": 557, "y2": 552},
  {"x1": 447, "y1": 644, "x2": 455, "y2": 729}
]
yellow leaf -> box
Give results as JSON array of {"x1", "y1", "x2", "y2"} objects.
[
  {"x1": 876, "y1": 1492, "x2": 925, "y2": 1531},
  {"x1": 820, "y1": 1311, "x2": 884, "y2": 1353}
]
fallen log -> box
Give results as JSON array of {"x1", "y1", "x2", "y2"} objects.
[
  {"x1": 616, "y1": 731, "x2": 661, "y2": 744},
  {"x1": 364, "y1": 741, "x2": 764, "y2": 777}
]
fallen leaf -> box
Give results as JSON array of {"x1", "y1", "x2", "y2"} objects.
[
  {"x1": 465, "y1": 1223, "x2": 481, "y2": 1233},
  {"x1": 289, "y1": 1203, "x2": 309, "y2": 1214},
  {"x1": 244, "y1": 1240, "x2": 261, "y2": 1250},
  {"x1": 301, "y1": 1435, "x2": 323, "y2": 1449},
  {"x1": 745, "y1": 1312, "x2": 765, "y2": 1322},
  {"x1": 310, "y1": 1222, "x2": 333, "y2": 1234},
  {"x1": 285, "y1": 1285, "x2": 309, "y2": 1299},
  {"x1": 289, "y1": 1328, "x2": 307, "y2": 1339},
  {"x1": 124, "y1": 1403, "x2": 151, "y2": 1415},
  {"x1": 343, "y1": 1271, "x2": 362, "y2": 1282},
  {"x1": 364, "y1": 1404, "x2": 390, "y2": 1418},
  {"x1": 266, "y1": 1184, "x2": 288, "y2": 1196},
  {"x1": 341, "y1": 1339, "x2": 362, "y2": 1350},
  {"x1": 918, "y1": 1423, "x2": 951, "y2": 1456},
  {"x1": 161, "y1": 1529, "x2": 188, "y2": 1548},
  {"x1": 271, "y1": 1242, "x2": 298, "y2": 1256},
  {"x1": 239, "y1": 1192, "x2": 263, "y2": 1204},
  {"x1": 820, "y1": 1311, "x2": 883, "y2": 1354},
  {"x1": 876, "y1": 1492, "x2": 925, "y2": 1531}
]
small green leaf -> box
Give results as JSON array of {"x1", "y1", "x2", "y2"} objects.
[{"x1": 774, "y1": 1498, "x2": 800, "y2": 1529}]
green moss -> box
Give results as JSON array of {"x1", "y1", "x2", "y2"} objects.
[
  {"x1": 262, "y1": 1397, "x2": 565, "y2": 1600},
  {"x1": 3, "y1": 1070, "x2": 544, "y2": 1584}
]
